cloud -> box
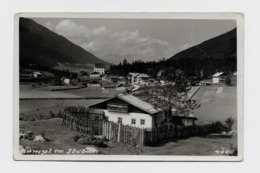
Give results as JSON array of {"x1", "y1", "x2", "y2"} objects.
[{"x1": 53, "y1": 19, "x2": 176, "y2": 64}]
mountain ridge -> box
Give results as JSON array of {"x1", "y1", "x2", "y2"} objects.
[{"x1": 19, "y1": 17, "x2": 110, "y2": 69}]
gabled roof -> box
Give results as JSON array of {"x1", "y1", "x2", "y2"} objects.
[
  {"x1": 212, "y1": 72, "x2": 225, "y2": 77},
  {"x1": 31, "y1": 71, "x2": 42, "y2": 74},
  {"x1": 89, "y1": 80, "x2": 100, "y2": 84},
  {"x1": 117, "y1": 94, "x2": 160, "y2": 114},
  {"x1": 88, "y1": 94, "x2": 161, "y2": 115},
  {"x1": 129, "y1": 72, "x2": 139, "y2": 77},
  {"x1": 137, "y1": 73, "x2": 149, "y2": 78}
]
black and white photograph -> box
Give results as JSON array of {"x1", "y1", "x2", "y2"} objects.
[{"x1": 14, "y1": 13, "x2": 243, "y2": 161}]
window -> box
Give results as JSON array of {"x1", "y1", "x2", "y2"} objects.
[
  {"x1": 118, "y1": 117, "x2": 122, "y2": 124},
  {"x1": 131, "y1": 118, "x2": 136, "y2": 125},
  {"x1": 140, "y1": 119, "x2": 145, "y2": 125}
]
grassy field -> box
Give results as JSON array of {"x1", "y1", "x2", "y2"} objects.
[
  {"x1": 20, "y1": 118, "x2": 133, "y2": 155},
  {"x1": 20, "y1": 84, "x2": 123, "y2": 98},
  {"x1": 19, "y1": 84, "x2": 238, "y2": 155},
  {"x1": 20, "y1": 99, "x2": 106, "y2": 116},
  {"x1": 20, "y1": 118, "x2": 237, "y2": 156},
  {"x1": 192, "y1": 85, "x2": 237, "y2": 129}
]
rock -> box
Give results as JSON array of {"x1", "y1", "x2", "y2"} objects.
[
  {"x1": 19, "y1": 132, "x2": 26, "y2": 140},
  {"x1": 33, "y1": 135, "x2": 46, "y2": 142}
]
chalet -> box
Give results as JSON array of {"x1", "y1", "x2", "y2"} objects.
[
  {"x1": 128, "y1": 72, "x2": 139, "y2": 84},
  {"x1": 212, "y1": 72, "x2": 227, "y2": 84},
  {"x1": 89, "y1": 94, "x2": 197, "y2": 129},
  {"x1": 128, "y1": 72, "x2": 149, "y2": 84},
  {"x1": 30, "y1": 72, "x2": 42, "y2": 78},
  {"x1": 90, "y1": 71, "x2": 101, "y2": 78},
  {"x1": 136, "y1": 73, "x2": 149, "y2": 84},
  {"x1": 87, "y1": 80, "x2": 101, "y2": 87},
  {"x1": 94, "y1": 63, "x2": 105, "y2": 75}
]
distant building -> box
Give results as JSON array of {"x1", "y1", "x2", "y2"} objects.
[
  {"x1": 157, "y1": 70, "x2": 163, "y2": 77},
  {"x1": 128, "y1": 72, "x2": 149, "y2": 84},
  {"x1": 199, "y1": 79, "x2": 211, "y2": 86},
  {"x1": 30, "y1": 72, "x2": 42, "y2": 78},
  {"x1": 212, "y1": 72, "x2": 227, "y2": 84},
  {"x1": 61, "y1": 77, "x2": 70, "y2": 85},
  {"x1": 136, "y1": 73, "x2": 149, "y2": 84},
  {"x1": 89, "y1": 94, "x2": 197, "y2": 129},
  {"x1": 94, "y1": 63, "x2": 105, "y2": 75},
  {"x1": 87, "y1": 80, "x2": 101, "y2": 87},
  {"x1": 90, "y1": 71, "x2": 101, "y2": 78},
  {"x1": 102, "y1": 83, "x2": 117, "y2": 89}
]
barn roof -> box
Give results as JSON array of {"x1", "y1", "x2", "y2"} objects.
[
  {"x1": 88, "y1": 94, "x2": 162, "y2": 115},
  {"x1": 117, "y1": 94, "x2": 160, "y2": 114},
  {"x1": 212, "y1": 72, "x2": 225, "y2": 77}
]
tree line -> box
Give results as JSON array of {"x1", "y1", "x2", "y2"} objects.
[{"x1": 109, "y1": 57, "x2": 236, "y2": 80}]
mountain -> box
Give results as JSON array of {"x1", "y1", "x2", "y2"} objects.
[
  {"x1": 19, "y1": 18, "x2": 110, "y2": 70},
  {"x1": 168, "y1": 28, "x2": 237, "y2": 77}
]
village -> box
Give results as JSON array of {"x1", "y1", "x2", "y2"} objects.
[{"x1": 19, "y1": 62, "x2": 237, "y2": 155}]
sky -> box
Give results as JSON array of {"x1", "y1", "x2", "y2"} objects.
[{"x1": 32, "y1": 18, "x2": 236, "y2": 64}]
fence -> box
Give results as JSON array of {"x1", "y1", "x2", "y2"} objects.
[
  {"x1": 144, "y1": 123, "x2": 215, "y2": 146},
  {"x1": 62, "y1": 106, "x2": 215, "y2": 147},
  {"x1": 62, "y1": 107, "x2": 145, "y2": 146}
]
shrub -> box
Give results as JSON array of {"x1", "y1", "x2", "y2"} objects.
[
  {"x1": 49, "y1": 111, "x2": 55, "y2": 118},
  {"x1": 212, "y1": 121, "x2": 227, "y2": 133},
  {"x1": 225, "y1": 117, "x2": 235, "y2": 131},
  {"x1": 72, "y1": 134, "x2": 80, "y2": 142},
  {"x1": 57, "y1": 110, "x2": 63, "y2": 118}
]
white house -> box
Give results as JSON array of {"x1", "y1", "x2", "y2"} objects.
[
  {"x1": 212, "y1": 72, "x2": 226, "y2": 84},
  {"x1": 87, "y1": 80, "x2": 101, "y2": 87},
  {"x1": 128, "y1": 72, "x2": 149, "y2": 84},
  {"x1": 90, "y1": 71, "x2": 101, "y2": 78},
  {"x1": 89, "y1": 94, "x2": 197, "y2": 129},
  {"x1": 94, "y1": 63, "x2": 105, "y2": 75},
  {"x1": 30, "y1": 71, "x2": 42, "y2": 78}
]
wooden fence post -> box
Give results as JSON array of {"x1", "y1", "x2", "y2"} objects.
[{"x1": 117, "y1": 123, "x2": 121, "y2": 142}]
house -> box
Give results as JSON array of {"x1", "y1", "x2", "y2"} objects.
[
  {"x1": 157, "y1": 70, "x2": 163, "y2": 77},
  {"x1": 128, "y1": 72, "x2": 139, "y2": 84},
  {"x1": 94, "y1": 63, "x2": 105, "y2": 75},
  {"x1": 136, "y1": 73, "x2": 149, "y2": 84},
  {"x1": 90, "y1": 71, "x2": 101, "y2": 78},
  {"x1": 89, "y1": 94, "x2": 197, "y2": 129},
  {"x1": 102, "y1": 83, "x2": 117, "y2": 89},
  {"x1": 212, "y1": 72, "x2": 227, "y2": 84},
  {"x1": 30, "y1": 72, "x2": 42, "y2": 78},
  {"x1": 128, "y1": 72, "x2": 149, "y2": 84},
  {"x1": 87, "y1": 80, "x2": 101, "y2": 87},
  {"x1": 199, "y1": 79, "x2": 211, "y2": 86}
]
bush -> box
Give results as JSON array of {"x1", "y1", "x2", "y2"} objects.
[
  {"x1": 57, "y1": 110, "x2": 63, "y2": 118},
  {"x1": 212, "y1": 121, "x2": 227, "y2": 133},
  {"x1": 225, "y1": 117, "x2": 235, "y2": 131},
  {"x1": 49, "y1": 111, "x2": 55, "y2": 118},
  {"x1": 74, "y1": 134, "x2": 107, "y2": 148}
]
